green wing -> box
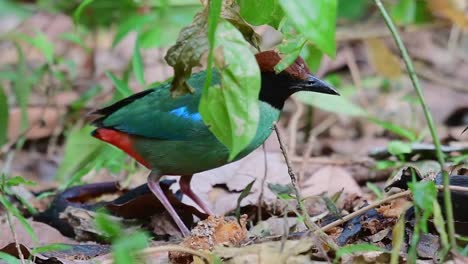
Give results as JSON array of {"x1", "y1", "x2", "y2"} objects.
[{"x1": 93, "y1": 71, "x2": 220, "y2": 140}]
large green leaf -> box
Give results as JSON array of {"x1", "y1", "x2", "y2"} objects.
[
  {"x1": 199, "y1": 21, "x2": 261, "y2": 160},
  {"x1": 203, "y1": 0, "x2": 222, "y2": 92},
  {"x1": 278, "y1": 0, "x2": 337, "y2": 57},
  {"x1": 238, "y1": 0, "x2": 280, "y2": 25}
]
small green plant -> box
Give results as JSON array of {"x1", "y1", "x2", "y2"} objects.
[{"x1": 95, "y1": 212, "x2": 150, "y2": 264}]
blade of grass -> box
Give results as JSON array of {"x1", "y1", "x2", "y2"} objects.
[{"x1": 373, "y1": 0, "x2": 455, "y2": 249}]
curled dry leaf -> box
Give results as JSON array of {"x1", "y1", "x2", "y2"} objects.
[{"x1": 164, "y1": 0, "x2": 259, "y2": 97}]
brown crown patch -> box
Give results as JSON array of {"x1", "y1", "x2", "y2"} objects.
[{"x1": 255, "y1": 50, "x2": 311, "y2": 80}]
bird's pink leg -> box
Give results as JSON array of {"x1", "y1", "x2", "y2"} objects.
[
  {"x1": 179, "y1": 175, "x2": 214, "y2": 215},
  {"x1": 147, "y1": 171, "x2": 191, "y2": 237}
]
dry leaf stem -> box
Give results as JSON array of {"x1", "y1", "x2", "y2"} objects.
[
  {"x1": 273, "y1": 124, "x2": 338, "y2": 250},
  {"x1": 373, "y1": 0, "x2": 456, "y2": 249}
]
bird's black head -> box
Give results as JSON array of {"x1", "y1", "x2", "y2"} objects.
[{"x1": 255, "y1": 50, "x2": 339, "y2": 109}]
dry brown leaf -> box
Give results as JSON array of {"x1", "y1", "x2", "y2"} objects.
[
  {"x1": 301, "y1": 166, "x2": 363, "y2": 197},
  {"x1": 428, "y1": 0, "x2": 468, "y2": 28},
  {"x1": 0, "y1": 218, "x2": 74, "y2": 249},
  {"x1": 365, "y1": 38, "x2": 402, "y2": 79},
  {"x1": 376, "y1": 198, "x2": 412, "y2": 218}
]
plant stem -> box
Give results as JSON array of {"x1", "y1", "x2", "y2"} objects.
[
  {"x1": 273, "y1": 124, "x2": 338, "y2": 250},
  {"x1": 373, "y1": 0, "x2": 456, "y2": 249}
]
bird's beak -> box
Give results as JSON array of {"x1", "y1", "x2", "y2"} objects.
[{"x1": 296, "y1": 74, "x2": 340, "y2": 95}]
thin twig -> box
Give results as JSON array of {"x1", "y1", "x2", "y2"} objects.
[
  {"x1": 373, "y1": 0, "x2": 455, "y2": 248},
  {"x1": 273, "y1": 124, "x2": 338, "y2": 250}
]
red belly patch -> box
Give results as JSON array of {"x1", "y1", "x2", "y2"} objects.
[{"x1": 92, "y1": 128, "x2": 150, "y2": 168}]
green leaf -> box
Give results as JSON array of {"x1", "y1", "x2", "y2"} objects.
[
  {"x1": 238, "y1": 0, "x2": 280, "y2": 25},
  {"x1": 322, "y1": 195, "x2": 341, "y2": 218},
  {"x1": 432, "y1": 200, "x2": 449, "y2": 256},
  {"x1": 0, "y1": 86, "x2": 8, "y2": 145},
  {"x1": 73, "y1": 0, "x2": 95, "y2": 25},
  {"x1": 165, "y1": 1, "x2": 259, "y2": 97},
  {"x1": 375, "y1": 160, "x2": 399, "y2": 170},
  {"x1": 274, "y1": 37, "x2": 307, "y2": 73},
  {"x1": 113, "y1": 15, "x2": 155, "y2": 47},
  {"x1": 369, "y1": 118, "x2": 417, "y2": 141},
  {"x1": 338, "y1": 0, "x2": 368, "y2": 20},
  {"x1": 268, "y1": 183, "x2": 295, "y2": 200},
  {"x1": 387, "y1": 140, "x2": 412, "y2": 156},
  {"x1": 95, "y1": 212, "x2": 122, "y2": 240},
  {"x1": 391, "y1": 0, "x2": 432, "y2": 25},
  {"x1": 235, "y1": 180, "x2": 255, "y2": 221},
  {"x1": 112, "y1": 232, "x2": 148, "y2": 264},
  {"x1": 105, "y1": 71, "x2": 133, "y2": 98},
  {"x1": 203, "y1": 0, "x2": 222, "y2": 93},
  {"x1": 408, "y1": 180, "x2": 436, "y2": 232},
  {"x1": 334, "y1": 243, "x2": 385, "y2": 263},
  {"x1": 366, "y1": 182, "x2": 383, "y2": 200},
  {"x1": 278, "y1": 0, "x2": 337, "y2": 57},
  {"x1": 391, "y1": 0, "x2": 416, "y2": 24},
  {"x1": 55, "y1": 125, "x2": 103, "y2": 181},
  {"x1": 200, "y1": 20, "x2": 261, "y2": 160},
  {"x1": 390, "y1": 214, "x2": 405, "y2": 264},
  {"x1": 132, "y1": 36, "x2": 145, "y2": 85},
  {"x1": 301, "y1": 44, "x2": 323, "y2": 72},
  {"x1": 60, "y1": 32, "x2": 90, "y2": 52},
  {"x1": 23, "y1": 32, "x2": 54, "y2": 64},
  {"x1": 297, "y1": 92, "x2": 366, "y2": 117},
  {"x1": 0, "y1": 251, "x2": 20, "y2": 264},
  {"x1": 6, "y1": 176, "x2": 36, "y2": 187},
  {"x1": 31, "y1": 244, "x2": 71, "y2": 255}
]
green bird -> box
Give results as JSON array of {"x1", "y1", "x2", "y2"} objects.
[{"x1": 91, "y1": 50, "x2": 338, "y2": 236}]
